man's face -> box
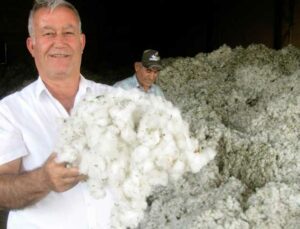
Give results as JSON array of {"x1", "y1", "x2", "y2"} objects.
[
  {"x1": 135, "y1": 62, "x2": 160, "y2": 89},
  {"x1": 26, "y1": 6, "x2": 85, "y2": 80}
]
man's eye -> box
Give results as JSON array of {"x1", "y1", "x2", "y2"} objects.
[
  {"x1": 43, "y1": 32, "x2": 54, "y2": 36},
  {"x1": 65, "y1": 31, "x2": 75, "y2": 35}
]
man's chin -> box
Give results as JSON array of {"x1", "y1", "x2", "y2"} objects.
[
  {"x1": 49, "y1": 66, "x2": 71, "y2": 76},
  {"x1": 48, "y1": 71, "x2": 70, "y2": 79}
]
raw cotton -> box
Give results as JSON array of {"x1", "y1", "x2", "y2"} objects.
[
  {"x1": 137, "y1": 44, "x2": 300, "y2": 229},
  {"x1": 55, "y1": 88, "x2": 216, "y2": 229}
]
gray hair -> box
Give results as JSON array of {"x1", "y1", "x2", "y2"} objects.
[{"x1": 28, "y1": 0, "x2": 82, "y2": 37}]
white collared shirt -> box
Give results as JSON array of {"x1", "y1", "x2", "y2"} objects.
[{"x1": 0, "y1": 76, "x2": 114, "y2": 229}]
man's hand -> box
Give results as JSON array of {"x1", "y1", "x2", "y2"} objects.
[{"x1": 42, "y1": 153, "x2": 86, "y2": 192}]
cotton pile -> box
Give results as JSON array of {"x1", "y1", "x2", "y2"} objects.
[
  {"x1": 55, "y1": 88, "x2": 216, "y2": 229},
  {"x1": 136, "y1": 44, "x2": 300, "y2": 228}
]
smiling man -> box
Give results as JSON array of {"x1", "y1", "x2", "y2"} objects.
[
  {"x1": 0, "y1": 0, "x2": 114, "y2": 228},
  {"x1": 26, "y1": 1, "x2": 86, "y2": 111}
]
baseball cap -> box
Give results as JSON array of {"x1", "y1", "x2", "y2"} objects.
[{"x1": 141, "y1": 49, "x2": 162, "y2": 70}]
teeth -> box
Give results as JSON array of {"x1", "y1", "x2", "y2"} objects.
[{"x1": 50, "y1": 54, "x2": 69, "y2": 57}]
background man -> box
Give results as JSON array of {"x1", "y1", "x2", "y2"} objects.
[{"x1": 114, "y1": 49, "x2": 165, "y2": 97}]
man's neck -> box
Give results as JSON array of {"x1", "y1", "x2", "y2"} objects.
[
  {"x1": 135, "y1": 76, "x2": 151, "y2": 92},
  {"x1": 140, "y1": 85, "x2": 150, "y2": 92},
  {"x1": 42, "y1": 75, "x2": 80, "y2": 113}
]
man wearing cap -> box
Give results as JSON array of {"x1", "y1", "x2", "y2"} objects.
[{"x1": 114, "y1": 49, "x2": 165, "y2": 97}]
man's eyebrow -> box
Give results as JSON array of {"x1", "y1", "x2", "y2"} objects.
[
  {"x1": 63, "y1": 24, "x2": 76, "y2": 29},
  {"x1": 41, "y1": 25, "x2": 54, "y2": 30}
]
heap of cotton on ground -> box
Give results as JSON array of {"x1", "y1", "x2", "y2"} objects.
[{"x1": 136, "y1": 44, "x2": 300, "y2": 229}]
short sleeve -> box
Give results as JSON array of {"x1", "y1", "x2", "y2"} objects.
[{"x1": 0, "y1": 106, "x2": 28, "y2": 165}]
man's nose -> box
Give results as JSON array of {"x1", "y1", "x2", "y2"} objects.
[
  {"x1": 149, "y1": 72, "x2": 157, "y2": 80},
  {"x1": 53, "y1": 34, "x2": 67, "y2": 45}
]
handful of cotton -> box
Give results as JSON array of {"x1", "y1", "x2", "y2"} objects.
[{"x1": 55, "y1": 88, "x2": 216, "y2": 229}]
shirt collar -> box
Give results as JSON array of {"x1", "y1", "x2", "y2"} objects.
[
  {"x1": 133, "y1": 74, "x2": 140, "y2": 88},
  {"x1": 35, "y1": 75, "x2": 91, "y2": 99}
]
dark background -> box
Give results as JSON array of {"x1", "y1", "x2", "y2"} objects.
[{"x1": 1, "y1": 0, "x2": 299, "y2": 73}]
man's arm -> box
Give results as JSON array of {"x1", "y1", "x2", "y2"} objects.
[
  {"x1": 0, "y1": 158, "x2": 49, "y2": 209},
  {"x1": 0, "y1": 154, "x2": 85, "y2": 210}
]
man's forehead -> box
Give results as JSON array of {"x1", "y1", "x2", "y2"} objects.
[
  {"x1": 40, "y1": 24, "x2": 76, "y2": 30},
  {"x1": 34, "y1": 7, "x2": 79, "y2": 28},
  {"x1": 34, "y1": 6, "x2": 78, "y2": 21}
]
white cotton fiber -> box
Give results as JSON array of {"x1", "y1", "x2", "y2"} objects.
[{"x1": 55, "y1": 88, "x2": 216, "y2": 229}]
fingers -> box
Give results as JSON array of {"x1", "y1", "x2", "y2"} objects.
[
  {"x1": 61, "y1": 166, "x2": 81, "y2": 178},
  {"x1": 79, "y1": 174, "x2": 88, "y2": 181},
  {"x1": 63, "y1": 174, "x2": 87, "y2": 184},
  {"x1": 42, "y1": 153, "x2": 87, "y2": 192}
]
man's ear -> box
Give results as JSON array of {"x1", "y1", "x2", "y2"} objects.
[
  {"x1": 80, "y1": 33, "x2": 86, "y2": 53},
  {"x1": 134, "y1": 62, "x2": 142, "y2": 71},
  {"x1": 26, "y1": 37, "x2": 35, "y2": 57}
]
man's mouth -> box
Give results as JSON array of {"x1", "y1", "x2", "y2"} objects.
[{"x1": 49, "y1": 54, "x2": 70, "y2": 58}]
